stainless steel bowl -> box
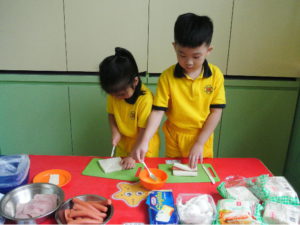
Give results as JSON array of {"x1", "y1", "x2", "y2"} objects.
[
  {"x1": 55, "y1": 194, "x2": 113, "y2": 224},
  {"x1": 0, "y1": 183, "x2": 64, "y2": 224}
]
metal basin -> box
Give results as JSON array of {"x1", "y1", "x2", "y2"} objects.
[
  {"x1": 55, "y1": 194, "x2": 113, "y2": 224},
  {"x1": 0, "y1": 183, "x2": 64, "y2": 224}
]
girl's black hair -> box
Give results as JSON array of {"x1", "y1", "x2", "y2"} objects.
[
  {"x1": 98, "y1": 47, "x2": 144, "y2": 100},
  {"x1": 174, "y1": 13, "x2": 213, "y2": 48}
]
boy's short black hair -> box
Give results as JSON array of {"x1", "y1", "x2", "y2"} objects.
[
  {"x1": 174, "y1": 13, "x2": 213, "y2": 47},
  {"x1": 99, "y1": 47, "x2": 139, "y2": 94}
]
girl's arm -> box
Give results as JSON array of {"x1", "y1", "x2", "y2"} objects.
[
  {"x1": 189, "y1": 108, "x2": 223, "y2": 168},
  {"x1": 131, "y1": 110, "x2": 164, "y2": 162},
  {"x1": 108, "y1": 114, "x2": 121, "y2": 146}
]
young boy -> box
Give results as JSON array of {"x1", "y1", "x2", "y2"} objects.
[{"x1": 132, "y1": 13, "x2": 226, "y2": 168}]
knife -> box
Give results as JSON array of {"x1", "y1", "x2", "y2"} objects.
[
  {"x1": 202, "y1": 164, "x2": 215, "y2": 184},
  {"x1": 111, "y1": 146, "x2": 116, "y2": 157}
]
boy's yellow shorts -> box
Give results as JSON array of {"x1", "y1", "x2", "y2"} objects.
[
  {"x1": 162, "y1": 120, "x2": 213, "y2": 158},
  {"x1": 116, "y1": 132, "x2": 160, "y2": 157}
]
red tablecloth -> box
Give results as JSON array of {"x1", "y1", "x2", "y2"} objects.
[{"x1": 27, "y1": 155, "x2": 272, "y2": 224}]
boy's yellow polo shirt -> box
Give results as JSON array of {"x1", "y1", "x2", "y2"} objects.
[
  {"x1": 153, "y1": 61, "x2": 226, "y2": 130},
  {"x1": 107, "y1": 84, "x2": 153, "y2": 137}
]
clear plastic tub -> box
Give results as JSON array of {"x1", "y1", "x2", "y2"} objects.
[
  {"x1": 176, "y1": 193, "x2": 216, "y2": 224},
  {"x1": 0, "y1": 154, "x2": 30, "y2": 194},
  {"x1": 0, "y1": 193, "x2": 4, "y2": 224}
]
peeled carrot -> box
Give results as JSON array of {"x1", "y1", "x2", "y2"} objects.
[
  {"x1": 64, "y1": 198, "x2": 113, "y2": 224},
  {"x1": 67, "y1": 217, "x2": 103, "y2": 224},
  {"x1": 64, "y1": 209, "x2": 72, "y2": 223},
  {"x1": 72, "y1": 198, "x2": 99, "y2": 214},
  {"x1": 70, "y1": 208, "x2": 105, "y2": 220},
  {"x1": 88, "y1": 201, "x2": 108, "y2": 212},
  {"x1": 72, "y1": 202, "x2": 99, "y2": 213},
  {"x1": 89, "y1": 199, "x2": 112, "y2": 205}
]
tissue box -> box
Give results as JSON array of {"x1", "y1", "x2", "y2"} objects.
[{"x1": 0, "y1": 154, "x2": 30, "y2": 194}]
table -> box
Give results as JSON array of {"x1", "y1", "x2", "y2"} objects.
[{"x1": 28, "y1": 155, "x2": 272, "y2": 224}]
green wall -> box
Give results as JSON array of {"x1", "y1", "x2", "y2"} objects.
[
  {"x1": 284, "y1": 88, "x2": 300, "y2": 194},
  {"x1": 0, "y1": 74, "x2": 299, "y2": 178}
]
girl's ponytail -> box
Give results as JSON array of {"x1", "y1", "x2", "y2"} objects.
[
  {"x1": 99, "y1": 47, "x2": 141, "y2": 94},
  {"x1": 114, "y1": 47, "x2": 138, "y2": 74}
]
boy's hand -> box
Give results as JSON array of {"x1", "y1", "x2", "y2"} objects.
[
  {"x1": 188, "y1": 144, "x2": 204, "y2": 169},
  {"x1": 112, "y1": 131, "x2": 122, "y2": 146},
  {"x1": 121, "y1": 157, "x2": 136, "y2": 169},
  {"x1": 131, "y1": 142, "x2": 149, "y2": 162}
]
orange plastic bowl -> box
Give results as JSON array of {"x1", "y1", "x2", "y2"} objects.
[{"x1": 139, "y1": 168, "x2": 168, "y2": 190}]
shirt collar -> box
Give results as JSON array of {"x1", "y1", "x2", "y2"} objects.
[
  {"x1": 174, "y1": 59, "x2": 212, "y2": 79},
  {"x1": 202, "y1": 60, "x2": 212, "y2": 78},
  {"x1": 124, "y1": 80, "x2": 143, "y2": 105},
  {"x1": 184, "y1": 60, "x2": 212, "y2": 80}
]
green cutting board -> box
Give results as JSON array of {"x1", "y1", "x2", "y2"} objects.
[
  {"x1": 82, "y1": 158, "x2": 143, "y2": 181},
  {"x1": 158, "y1": 163, "x2": 220, "y2": 183}
]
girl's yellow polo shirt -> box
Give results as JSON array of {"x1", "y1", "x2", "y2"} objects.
[
  {"x1": 153, "y1": 62, "x2": 226, "y2": 130},
  {"x1": 107, "y1": 84, "x2": 154, "y2": 138}
]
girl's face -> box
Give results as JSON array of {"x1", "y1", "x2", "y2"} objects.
[
  {"x1": 111, "y1": 77, "x2": 139, "y2": 99},
  {"x1": 173, "y1": 43, "x2": 212, "y2": 74}
]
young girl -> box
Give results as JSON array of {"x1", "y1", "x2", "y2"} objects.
[{"x1": 98, "y1": 47, "x2": 160, "y2": 169}]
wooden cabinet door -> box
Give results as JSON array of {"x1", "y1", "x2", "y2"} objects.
[
  {"x1": 148, "y1": 0, "x2": 233, "y2": 73},
  {"x1": 64, "y1": 0, "x2": 148, "y2": 72},
  {"x1": 228, "y1": 0, "x2": 300, "y2": 77},
  {"x1": 0, "y1": 0, "x2": 66, "y2": 71}
]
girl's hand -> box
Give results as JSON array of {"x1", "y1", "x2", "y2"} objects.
[
  {"x1": 188, "y1": 144, "x2": 204, "y2": 169},
  {"x1": 121, "y1": 157, "x2": 136, "y2": 169},
  {"x1": 112, "y1": 131, "x2": 122, "y2": 146}
]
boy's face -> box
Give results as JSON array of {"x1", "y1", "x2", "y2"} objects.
[
  {"x1": 173, "y1": 43, "x2": 212, "y2": 74},
  {"x1": 111, "y1": 77, "x2": 139, "y2": 100}
]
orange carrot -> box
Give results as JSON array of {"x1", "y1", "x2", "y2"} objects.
[
  {"x1": 89, "y1": 199, "x2": 112, "y2": 205},
  {"x1": 67, "y1": 217, "x2": 103, "y2": 224},
  {"x1": 88, "y1": 201, "x2": 108, "y2": 212},
  {"x1": 64, "y1": 209, "x2": 72, "y2": 223},
  {"x1": 69, "y1": 209, "x2": 104, "y2": 220},
  {"x1": 64, "y1": 198, "x2": 112, "y2": 224},
  {"x1": 72, "y1": 198, "x2": 99, "y2": 214}
]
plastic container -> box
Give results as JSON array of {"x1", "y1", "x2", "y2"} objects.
[
  {"x1": 0, "y1": 154, "x2": 30, "y2": 194},
  {"x1": 139, "y1": 168, "x2": 168, "y2": 190},
  {"x1": 176, "y1": 193, "x2": 216, "y2": 224},
  {"x1": 0, "y1": 193, "x2": 5, "y2": 224}
]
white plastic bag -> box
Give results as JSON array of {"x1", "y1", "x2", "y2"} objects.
[{"x1": 176, "y1": 193, "x2": 216, "y2": 224}]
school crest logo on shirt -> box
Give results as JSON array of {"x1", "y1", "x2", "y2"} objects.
[
  {"x1": 204, "y1": 85, "x2": 213, "y2": 94},
  {"x1": 130, "y1": 111, "x2": 135, "y2": 120}
]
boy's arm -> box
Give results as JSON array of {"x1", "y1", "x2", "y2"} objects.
[
  {"x1": 108, "y1": 114, "x2": 121, "y2": 146},
  {"x1": 189, "y1": 108, "x2": 223, "y2": 168},
  {"x1": 131, "y1": 109, "x2": 164, "y2": 162}
]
